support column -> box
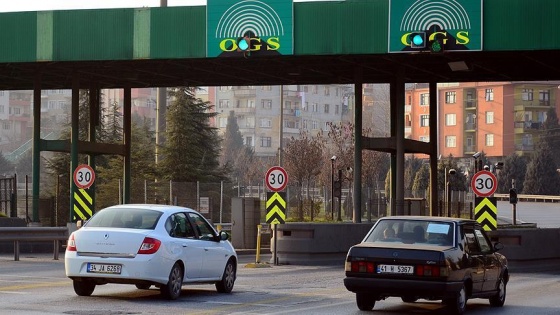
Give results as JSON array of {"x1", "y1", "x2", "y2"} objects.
[
  {"x1": 70, "y1": 77, "x2": 79, "y2": 222},
  {"x1": 88, "y1": 86, "x2": 99, "y2": 213},
  {"x1": 395, "y1": 75, "x2": 405, "y2": 216},
  {"x1": 429, "y1": 81, "x2": 439, "y2": 215},
  {"x1": 123, "y1": 87, "x2": 132, "y2": 204},
  {"x1": 32, "y1": 77, "x2": 41, "y2": 223},
  {"x1": 353, "y1": 79, "x2": 363, "y2": 223}
]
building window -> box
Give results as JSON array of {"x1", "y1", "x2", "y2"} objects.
[
  {"x1": 486, "y1": 111, "x2": 494, "y2": 124},
  {"x1": 248, "y1": 100, "x2": 255, "y2": 108},
  {"x1": 261, "y1": 99, "x2": 272, "y2": 109},
  {"x1": 420, "y1": 114, "x2": 430, "y2": 127},
  {"x1": 445, "y1": 91, "x2": 456, "y2": 104},
  {"x1": 445, "y1": 136, "x2": 457, "y2": 148},
  {"x1": 312, "y1": 120, "x2": 318, "y2": 129},
  {"x1": 312, "y1": 85, "x2": 318, "y2": 94},
  {"x1": 303, "y1": 86, "x2": 309, "y2": 92},
  {"x1": 419, "y1": 136, "x2": 429, "y2": 142},
  {"x1": 245, "y1": 136, "x2": 254, "y2": 146},
  {"x1": 324, "y1": 104, "x2": 330, "y2": 113},
  {"x1": 312, "y1": 103, "x2": 318, "y2": 112},
  {"x1": 303, "y1": 120, "x2": 308, "y2": 129},
  {"x1": 0, "y1": 105, "x2": 4, "y2": 113},
  {"x1": 485, "y1": 89, "x2": 494, "y2": 101},
  {"x1": 522, "y1": 89, "x2": 533, "y2": 101},
  {"x1": 218, "y1": 99, "x2": 230, "y2": 108},
  {"x1": 324, "y1": 122, "x2": 330, "y2": 131},
  {"x1": 246, "y1": 117, "x2": 255, "y2": 128},
  {"x1": 445, "y1": 113, "x2": 456, "y2": 126},
  {"x1": 303, "y1": 102, "x2": 308, "y2": 111},
  {"x1": 539, "y1": 89, "x2": 550, "y2": 106},
  {"x1": 420, "y1": 93, "x2": 429, "y2": 106},
  {"x1": 260, "y1": 118, "x2": 272, "y2": 128},
  {"x1": 261, "y1": 86, "x2": 272, "y2": 91},
  {"x1": 486, "y1": 134, "x2": 494, "y2": 146},
  {"x1": 324, "y1": 86, "x2": 330, "y2": 96},
  {"x1": 284, "y1": 101, "x2": 291, "y2": 109},
  {"x1": 260, "y1": 137, "x2": 272, "y2": 147},
  {"x1": 335, "y1": 104, "x2": 340, "y2": 114}
]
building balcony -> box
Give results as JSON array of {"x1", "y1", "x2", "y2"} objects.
[
  {"x1": 464, "y1": 122, "x2": 476, "y2": 131},
  {"x1": 464, "y1": 145, "x2": 476, "y2": 154},
  {"x1": 464, "y1": 101, "x2": 477, "y2": 109},
  {"x1": 515, "y1": 101, "x2": 552, "y2": 110},
  {"x1": 233, "y1": 107, "x2": 256, "y2": 114},
  {"x1": 233, "y1": 88, "x2": 256, "y2": 98},
  {"x1": 514, "y1": 121, "x2": 543, "y2": 133}
]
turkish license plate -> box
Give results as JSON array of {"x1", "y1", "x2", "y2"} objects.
[
  {"x1": 87, "y1": 263, "x2": 122, "y2": 274},
  {"x1": 377, "y1": 264, "x2": 414, "y2": 274}
]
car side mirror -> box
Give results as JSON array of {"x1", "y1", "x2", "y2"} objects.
[
  {"x1": 219, "y1": 230, "x2": 230, "y2": 241},
  {"x1": 494, "y1": 242, "x2": 504, "y2": 252}
]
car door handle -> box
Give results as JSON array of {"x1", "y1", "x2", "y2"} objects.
[
  {"x1": 204, "y1": 248, "x2": 209, "y2": 251},
  {"x1": 182, "y1": 244, "x2": 187, "y2": 248}
]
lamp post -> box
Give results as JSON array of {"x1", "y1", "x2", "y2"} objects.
[
  {"x1": 446, "y1": 169, "x2": 456, "y2": 217},
  {"x1": 330, "y1": 156, "x2": 336, "y2": 220}
]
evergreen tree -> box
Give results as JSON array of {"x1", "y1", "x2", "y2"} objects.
[
  {"x1": 159, "y1": 87, "x2": 227, "y2": 182},
  {"x1": 438, "y1": 155, "x2": 467, "y2": 193},
  {"x1": 220, "y1": 110, "x2": 251, "y2": 182},
  {"x1": 541, "y1": 107, "x2": 560, "y2": 168},
  {"x1": 412, "y1": 163, "x2": 430, "y2": 198},
  {"x1": 523, "y1": 141, "x2": 560, "y2": 195},
  {"x1": 497, "y1": 153, "x2": 527, "y2": 193},
  {"x1": 404, "y1": 156, "x2": 422, "y2": 197},
  {"x1": 0, "y1": 151, "x2": 14, "y2": 176}
]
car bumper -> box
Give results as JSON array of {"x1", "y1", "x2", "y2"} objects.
[
  {"x1": 344, "y1": 276, "x2": 464, "y2": 299},
  {"x1": 65, "y1": 251, "x2": 173, "y2": 285}
]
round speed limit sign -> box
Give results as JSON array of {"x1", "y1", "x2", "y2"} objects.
[
  {"x1": 73, "y1": 164, "x2": 96, "y2": 189},
  {"x1": 471, "y1": 170, "x2": 497, "y2": 197},
  {"x1": 265, "y1": 166, "x2": 288, "y2": 192}
]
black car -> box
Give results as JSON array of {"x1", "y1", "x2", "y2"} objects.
[{"x1": 343, "y1": 216, "x2": 508, "y2": 314}]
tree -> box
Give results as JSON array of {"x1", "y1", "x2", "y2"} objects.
[
  {"x1": 404, "y1": 156, "x2": 423, "y2": 197},
  {"x1": 0, "y1": 151, "x2": 14, "y2": 176},
  {"x1": 541, "y1": 107, "x2": 560, "y2": 169},
  {"x1": 438, "y1": 155, "x2": 467, "y2": 194},
  {"x1": 158, "y1": 87, "x2": 227, "y2": 182},
  {"x1": 220, "y1": 110, "x2": 256, "y2": 184},
  {"x1": 412, "y1": 163, "x2": 430, "y2": 198},
  {"x1": 284, "y1": 130, "x2": 325, "y2": 220},
  {"x1": 523, "y1": 140, "x2": 560, "y2": 195},
  {"x1": 497, "y1": 153, "x2": 527, "y2": 193}
]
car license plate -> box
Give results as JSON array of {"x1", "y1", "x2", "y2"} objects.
[
  {"x1": 87, "y1": 263, "x2": 122, "y2": 274},
  {"x1": 377, "y1": 264, "x2": 413, "y2": 274}
]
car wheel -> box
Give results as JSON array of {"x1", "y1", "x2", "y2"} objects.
[
  {"x1": 216, "y1": 259, "x2": 236, "y2": 293},
  {"x1": 73, "y1": 279, "x2": 95, "y2": 296},
  {"x1": 356, "y1": 292, "x2": 376, "y2": 311},
  {"x1": 135, "y1": 284, "x2": 151, "y2": 290},
  {"x1": 160, "y1": 263, "x2": 183, "y2": 300},
  {"x1": 489, "y1": 277, "x2": 506, "y2": 307},
  {"x1": 444, "y1": 284, "x2": 467, "y2": 314},
  {"x1": 401, "y1": 296, "x2": 418, "y2": 303}
]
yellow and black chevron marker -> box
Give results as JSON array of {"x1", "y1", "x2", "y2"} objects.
[
  {"x1": 73, "y1": 188, "x2": 93, "y2": 221},
  {"x1": 266, "y1": 192, "x2": 286, "y2": 224},
  {"x1": 474, "y1": 197, "x2": 497, "y2": 231}
]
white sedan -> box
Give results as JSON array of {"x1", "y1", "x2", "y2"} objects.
[{"x1": 65, "y1": 204, "x2": 237, "y2": 300}]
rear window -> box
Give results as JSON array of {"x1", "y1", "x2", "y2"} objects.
[
  {"x1": 85, "y1": 208, "x2": 162, "y2": 230},
  {"x1": 364, "y1": 219, "x2": 454, "y2": 246}
]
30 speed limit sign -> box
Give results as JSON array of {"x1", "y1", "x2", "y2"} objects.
[
  {"x1": 73, "y1": 164, "x2": 96, "y2": 189},
  {"x1": 265, "y1": 166, "x2": 288, "y2": 192},
  {"x1": 471, "y1": 170, "x2": 497, "y2": 197}
]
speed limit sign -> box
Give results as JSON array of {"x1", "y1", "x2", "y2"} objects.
[
  {"x1": 265, "y1": 166, "x2": 288, "y2": 192},
  {"x1": 471, "y1": 170, "x2": 497, "y2": 197},
  {"x1": 73, "y1": 164, "x2": 95, "y2": 189}
]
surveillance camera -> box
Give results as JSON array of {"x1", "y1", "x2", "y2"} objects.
[
  {"x1": 331, "y1": 155, "x2": 337, "y2": 161},
  {"x1": 449, "y1": 169, "x2": 456, "y2": 175},
  {"x1": 495, "y1": 162, "x2": 504, "y2": 169},
  {"x1": 483, "y1": 165, "x2": 490, "y2": 171},
  {"x1": 473, "y1": 152, "x2": 481, "y2": 159}
]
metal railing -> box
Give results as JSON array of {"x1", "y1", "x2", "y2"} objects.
[{"x1": 0, "y1": 226, "x2": 68, "y2": 261}]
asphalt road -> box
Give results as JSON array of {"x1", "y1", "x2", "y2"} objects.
[{"x1": 1, "y1": 253, "x2": 559, "y2": 315}]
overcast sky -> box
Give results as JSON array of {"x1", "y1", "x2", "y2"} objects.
[{"x1": 0, "y1": 0, "x2": 332, "y2": 13}]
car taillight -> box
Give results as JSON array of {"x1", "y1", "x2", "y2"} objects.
[
  {"x1": 349, "y1": 261, "x2": 375, "y2": 273},
  {"x1": 66, "y1": 234, "x2": 77, "y2": 251},
  {"x1": 137, "y1": 237, "x2": 161, "y2": 254},
  {"x1": 415, "y1": 265, "x2": 449, "y2": 277}
]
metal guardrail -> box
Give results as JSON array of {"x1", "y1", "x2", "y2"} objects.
[
  {"x1": 494, "y1": 194, "x2": 560, "y2": 202},
  {"x1": 0, "y1": 227, "x2": 68, "y2": 261}
]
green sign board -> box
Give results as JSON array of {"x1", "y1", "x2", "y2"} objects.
[
  {"x1": 389, "y1": 0, "x2": 482, "y2": 53},
  {"x1": 207, "y1": 0, "x2": 293, "y2": 58}
]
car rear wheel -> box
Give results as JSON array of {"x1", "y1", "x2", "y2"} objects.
[
  {"x1": 356, "y1": 292, "x2": 376, "y2": 311},
  {"x1": 216, "y1": 259, "x2": 236, "y2": 293},
  {"x1": 160, "y1": 263, "x2": 183, "y2": 300},
  {"x1": 135, "y1": 284, "x2": 151, "y2": 290},
  {"x1": 444, "y1": 284, "x2": 467, "y2": 314},
  {"x1": 73, "y1": 279, "x2": 96, "y2": 296},
  {"x1": 489, "y1": 277, "x2": 506, "y2": 307}
]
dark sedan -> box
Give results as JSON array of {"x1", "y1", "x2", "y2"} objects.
[{"x1": 343, "y1": 216, "x2": 508, "y2": 314}]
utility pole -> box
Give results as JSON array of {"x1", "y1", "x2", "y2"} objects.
[{"x1": 155, "y1": 0, "x2": 168, "y2": 165}]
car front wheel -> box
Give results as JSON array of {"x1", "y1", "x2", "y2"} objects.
[
  {"x1": 216, "y1": 259, "x2": 236, "y2": 293},
  {"x1": 73, "y1": 279, "x2": 95, "y2": 296},
  {"x1": 160, "y1": 263, "x2": 183, "y2": 300},
  {"x1": 356, "y1": 292, "x2": 376, "y2": 311},
  {"x1": 444, "y1": 284, "x2": 467, "y2": 314},
  {"x1": 489, "y1": 277, "x2": 506, "y2": 307}
]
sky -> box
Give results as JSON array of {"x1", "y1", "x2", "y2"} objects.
[{"x1": 0, "y1": 0, "x2": 332, "y2": 13}]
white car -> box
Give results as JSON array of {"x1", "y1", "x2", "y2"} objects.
[{"x1": 65, "y1": 204, "x2": 237, "y2": 300}]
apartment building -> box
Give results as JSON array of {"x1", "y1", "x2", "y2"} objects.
[{"x1": 405, "y1": 82, "x2": 560, "y2": 161}]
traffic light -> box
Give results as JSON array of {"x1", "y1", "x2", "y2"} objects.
[
  {"x1": 333, "y1": 180, "x2": 342, "y2": 198},
  {"x1": 409, "y1": 32, "x2": 426, "y2": 49},
  {"x1": 509, "y1": 188, "x2": 518, "y2": 204}
]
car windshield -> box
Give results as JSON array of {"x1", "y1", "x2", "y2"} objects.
[
  {"x1": 85, "y1": 208, "x2": 162, "y2": 230},
  {"x1": 364, "y1": 219, "x2": 454, "y2": 246}
]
